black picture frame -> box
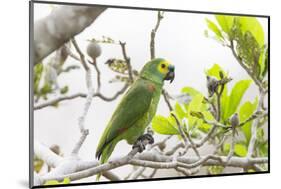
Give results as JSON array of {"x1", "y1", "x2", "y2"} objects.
[{"x1": 29, "y1": 1, "x2": 270, "y2": 188}]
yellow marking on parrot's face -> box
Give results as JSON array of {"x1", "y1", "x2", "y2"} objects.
[{"x1": 157, "y1": 60, "x2": 171, "y2": 75}]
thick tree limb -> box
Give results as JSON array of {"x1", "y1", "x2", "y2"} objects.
[
  {"x1": 41, "y1": 139, "x2": 151, "y2": 183},
  {"x1": 34, "y1": 141, "x2": 63, "y2": 168},
  {"x1": 34, "y1": 5, "x2": 106, "y2": 63},
  {"x1": 34, "y1": 140, "x2": 119, "y2": 185},
  {"x1": 40, "y1": 151, "x2": 267, "y2": 183}
]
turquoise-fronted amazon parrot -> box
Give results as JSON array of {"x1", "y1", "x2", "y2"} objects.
[{"x1": 95, "y1": 58, "x2": 175, "y2": 178}]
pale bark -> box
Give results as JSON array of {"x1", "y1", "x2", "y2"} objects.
[{"x1": 34, "y1": 5, "x2": 106, "y2": 63}]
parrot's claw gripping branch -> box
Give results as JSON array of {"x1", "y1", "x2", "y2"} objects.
[{"x1": 132, "y1": 133, "x2": 154, "y2": 153}]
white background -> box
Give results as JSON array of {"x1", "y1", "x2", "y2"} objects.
[{"x1": 0, "y1": 0, "x2": 279, "y2": 189}]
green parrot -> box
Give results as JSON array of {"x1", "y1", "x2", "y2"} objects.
[{"x1": 95, "y1": 58, "x2": 175, "y2": 179}]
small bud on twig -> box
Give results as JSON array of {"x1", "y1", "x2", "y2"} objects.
[
  {"x1": 230, "y1": 113, "x2": 239, "y2": 129},
  {"x1": 207, "y1": 76, "x2": 219, "y2": 97},
  {"x1": 87, "y1": 41, "x2": 102, "y2": 60}
]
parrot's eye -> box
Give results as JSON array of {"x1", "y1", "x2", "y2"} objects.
[{"x1": 161, "y1": 64, "x2": 166, "y2": 69}]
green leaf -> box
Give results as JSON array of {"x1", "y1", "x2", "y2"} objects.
[
  {"x1": 238, "y1": 17, "x2": 264, "y2": 47},
  {"x1": 152, "y1": 115, "x2": 179, "y2": 135},
  {"x1": 224, "y1": 80, "x2": 252, "y2": 120},
  {"x1": 224, "y1": 143, "x2": 247, "y2": 157},
  {"x1": 198, "y1": 123, "x2": 211, "y2": 133},
  {"x1": 44, "y1": 178, "x2": 71, "y2": 185},
  {"x1": 208, "y1": 165, "x2": 224, "y2": 174},
  {"x1": 206, "y1": 18, "x2": 224, "y2": 40},
  {"x1": 181, "y1": 86, "x2": 200, "y2": 97},
  {"x1": 215, "y1": 15, "x2": 234, "y2": 34},
  {"x1": 174, "y1": 102, "x2": 186, "y2": 120},
  {"x1": 257, "y1": 128, "x2": 265, "y2": 143},
  {"x1": 187, "y1": 94, "x2": 204, "y2": 128},
  {"x1": 239, "y1": 98, "x2": 258, "y2": 144},
  {"x1": 34, "y1": 156, "x2": 44, "y2": 173},
  {"x1": 34, "y1": 63, "x2": 44, "y2": 93},
  {"x1": 221, "y1": 84, "x2": 229, "y2": 121},
  {"x1": 206, "y1": 63, "x2": 227, "y2": 80},
  {"x1": 234, "y1": 143, "x2": 248, "y2": 157},
  {"x1": 259, "y1": 142, "x2": 268, "y2": 157},
  {"x1": 41, "y1": 83, "x2": 52, "y2": 94},
  {"x1": 202, "y1": 110, "x2": 215, "y2": 121},
  {"x1": 190, "y1": 111, "x2": 204, "y2": 119},
  {"x1": 60, "y1": 86, "x2": 69, "y2": 94},
  {"x1": 259, "y1": 47, "x2": 268, "y2": 79}
]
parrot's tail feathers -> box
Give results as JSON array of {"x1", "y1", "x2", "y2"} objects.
[
  {"x1": 95, "y1": 150, "x2": 102, "y2": 160},
  {"x1": 95, "y1": 141, "x2": 118, "y2": 182}
]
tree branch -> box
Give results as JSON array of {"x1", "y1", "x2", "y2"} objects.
[
  {"x1": 229, "y1": 41, "x2": 265, "y2": 92},
  {"x1": 40, "y1": 151, "x2": 267, "y2": 183},
  {"x1": 34, "y1": 5, "x2": 106, "y2": 63},
  {"x1": 247, "y1": 90, "x2": 266, "y2": 158},
  {"x1": 34, "y1": 84, "x2": 129, "y2": 110},
  {"x1": 41, "y1": 138, "x2": 151, "y2": 183},
  {"x1": 150, "y1": 11, "x2": 164, "y2": 59},
  {"x1": 120, "y1": 41, "x2": 134, "y2": 83},
  {"x1": 88, "y1": 59, "x2": 101, "y2": 92},
  {"x1": 70, "y1": 38, "x2": 95, "y2": 155},
  {"x1": 171, "y1": 113, "x2": 201, "y2": 158},
  {"x1": 34, "y1": 141, "x2": 63, "y2": 168},
  {"x1": 162, "y1": 90, "x2": 173, "y2": 111},
  {"x1": 71, "y1": 38, "x2": 89, "y2": 71}
]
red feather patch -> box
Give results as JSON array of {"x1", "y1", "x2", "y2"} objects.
[{"x1": 147, "y1": 84, "x2": 156, "y2": 92}]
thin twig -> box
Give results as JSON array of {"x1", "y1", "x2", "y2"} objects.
[
  {"x1": 151, "y1": 135, "x2": 172, "y2": 149},
  {"x1": 204, "y1": 97, "x2": 217, "y2": 118},
  {"x1": 216, "y1": 91, "x2": 221, "y2": 121},
  {"x1": 229, "y1": 40, "x2": 265, "y2": 92},
  {"x1": 128, "y1": 167, "x2": 146, "y2": 180},
  {"x1": 148, "y1": 168, "x2": 158, "y2": 178},
  {"x1": 165, "y1": 143, "x2": 184, "y2": 156},
  {"x1": 148, "y1": 11, "x2": 173, "y2": 112},
  {"x1": 71, "y1": 38, "x2": 89, "y2": 71},
  {"x1": 247, "y1": 90, "x2": 266, "y2": 158},
  {"x1": 175, "y1": 167, "x2": 199, "y2": 176},
  {"x1": 162, "y1": 90, "x2": 173, "y2": 111},
  {"x1": 150, "y1": 11, "x2": 164, "y2": 59},
  {"x1": 238, "y1": 110, "x2": 268, "y2": 128},
  {"x1": 119, "y1": 41, "x2": 134, "y2": 83},
  {"x1": 70, "y1": 39, "x2": 94, "y2": 155},
  {"x1": 171, "y1": 113, "x2": 201, "y2": 158},
  {"x1": 88, "y1": 59, "x2": 101, "y2": 92},
  {"x1": 226, "y1": 129, "x2": 236, "y2": 162},
  {"x1": 34, "y1": 84, "x2": 129, "y2": 110}
]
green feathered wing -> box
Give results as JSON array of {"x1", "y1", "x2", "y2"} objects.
[{"x1": 96, "y1": 78, "x2": 161, "y2": 166}]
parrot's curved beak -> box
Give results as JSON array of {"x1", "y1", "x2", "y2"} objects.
[{"x1": 164, "y1": 64, "x2": 175, "y2": 83}]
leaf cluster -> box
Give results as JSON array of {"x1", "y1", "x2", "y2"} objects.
[
  {"x1": 152, "y1": 64, "x2": 267, "y2": 172},
  {"x1": 206, "y1": 15, "x2": 268, "y2": 83}
]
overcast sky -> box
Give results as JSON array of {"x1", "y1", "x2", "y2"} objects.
[{"x1": 33, "y1": 3, "x2": 268, "y2": 180}]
